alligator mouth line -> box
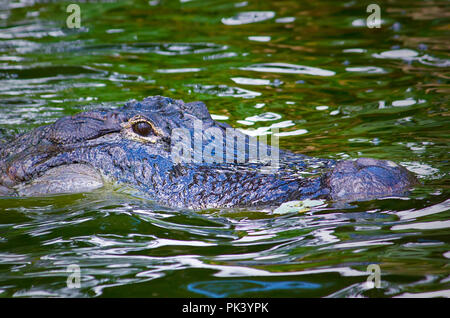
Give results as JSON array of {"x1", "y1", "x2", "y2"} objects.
[{"x1": 13, "y1": 164, "x2": 104, "y2": 197}]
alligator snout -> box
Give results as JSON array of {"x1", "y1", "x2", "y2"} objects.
[{"x1": 326, "y1": 157, "x2": 419, "y2": 201}]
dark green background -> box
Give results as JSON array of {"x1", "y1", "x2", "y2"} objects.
[{"x1": 0, "y1": 0, "x2": 448, "y2": 297}]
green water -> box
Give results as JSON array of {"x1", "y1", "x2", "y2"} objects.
[{"x1": 0, "y1": 0, "x2": 449, "y2": 298}]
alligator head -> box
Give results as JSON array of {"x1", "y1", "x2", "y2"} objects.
[{"x1": 0, "y1": 96, "x2": 418, "y2": 209}]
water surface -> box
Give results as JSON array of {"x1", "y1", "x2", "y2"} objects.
[{"x1": 0, "y1": 0, "x2": 449, "y2": 297}]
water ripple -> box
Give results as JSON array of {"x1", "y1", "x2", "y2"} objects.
[
  {"x1": 222, "y1": 11, "x2": 275, "y2": 25},
  {"x1": 0, "y1": 0, "x2": 448, "y2": 299},
  {"x1": 185, "y1": 84, "x2": 261, "y2": 98},
  {"x1": 373, "y1": 49, "x2": 450, "y2": 67},
  {"x1": 239, "y1": 62, "x2": 336, "y2": 76},
  {"x1": 188, "y1": 279, "x2": 321, "y2": 297}
]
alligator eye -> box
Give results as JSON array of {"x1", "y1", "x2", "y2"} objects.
[{"x1": 132, "y1": 121, "x2": 154, "y2": 137}]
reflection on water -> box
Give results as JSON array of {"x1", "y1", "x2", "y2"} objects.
[
  {"x1": 373, "y1": 48, "x2": 450, "y2": 67},
  {"x1": 222, "y1": 11, "x2": 276, "y2": 25},
  {"x1": 239, "y1": 63, "x2": 336, "y2": 76},
  {"x1": 0, "y1": 0, "x2": 449, "y2": 298},
  {"x1": 188, "y1": 280, "x2": 321, "y2": 298},
  {"x1": 186, "y1": 84, "x2": 262, "y2": 98}
]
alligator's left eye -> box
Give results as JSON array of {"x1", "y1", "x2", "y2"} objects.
[{"x1": 132, "y1": 121, "x2": 154, "y2": 137}]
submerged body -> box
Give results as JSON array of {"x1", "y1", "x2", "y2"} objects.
[{"x1": 0, "y1": 96, "x2": 418, "y2": 209}]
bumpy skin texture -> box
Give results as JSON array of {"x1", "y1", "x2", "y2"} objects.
[{"x1": 0, "y1": 96, "x2": 418, "y2": 209}]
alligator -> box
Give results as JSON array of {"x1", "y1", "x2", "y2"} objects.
[{"x1": 0, "y1": 96, "x2": 418, "y2": 209}]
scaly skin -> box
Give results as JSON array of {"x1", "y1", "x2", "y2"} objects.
[{"x1": 0, "y1": 96, "x2": 418, "y2": 209}]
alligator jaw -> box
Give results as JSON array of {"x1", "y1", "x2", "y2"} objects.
[{"x1": 14, "y1": 164, "x2": 104, "y2": 196}]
